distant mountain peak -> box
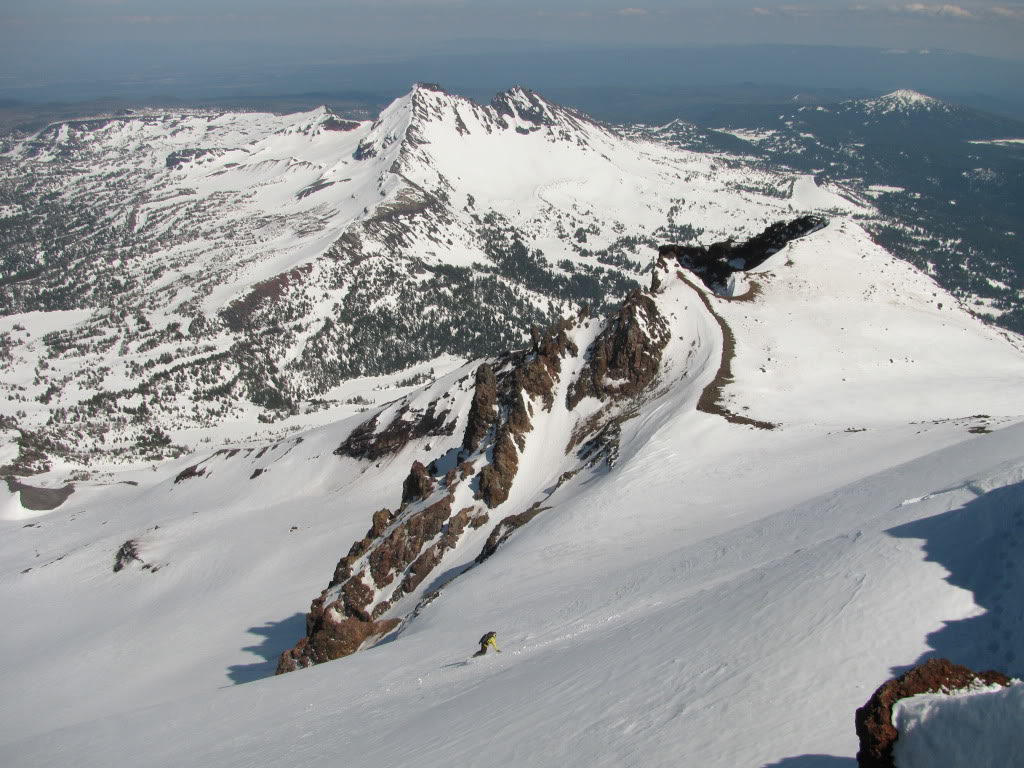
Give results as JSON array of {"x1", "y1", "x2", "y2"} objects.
[{"x1": 857, "y1": 89, "x2": 949, "y2": 114}]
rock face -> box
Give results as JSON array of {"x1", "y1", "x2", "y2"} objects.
[
  {"x1": 463, "y1": 364, "x2": 497, "y2": 453},
  {"x1": 335, "y1": 402, "x2": 456, "y2": 461},
  {"x1": 661, "y1": 215, "x2": 826, "y2": 293},
  {"x1": 567, "y1": 291, "x2": 670, "y2": 410},
  {"x1": 855, "y1": 658, "x2": 1012, "y2": 768}
]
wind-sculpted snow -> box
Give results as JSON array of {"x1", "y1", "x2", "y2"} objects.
[{"x1": 0, "y1": 83, "x2": 879, "y2": 469}]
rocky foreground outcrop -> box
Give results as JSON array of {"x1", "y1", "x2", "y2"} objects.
[{"x1": 855, "y1": 658, "x2": 1012, "y2": 767}]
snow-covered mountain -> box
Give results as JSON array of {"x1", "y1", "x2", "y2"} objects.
[
  {"x1": 2, "y1": 83, "x2": 1023, "y2": 766},
  {"x1": 854, "y1": 88, "x2": 951, "y2": 116},
  {"x1": 0, "y1": 84, "x2": 873, "y2": 469},
  {"x1": 1, "y1": 188, "x2": 1023, "y2": 765}
]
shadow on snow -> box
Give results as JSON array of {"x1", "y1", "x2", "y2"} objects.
[
  {"x1": 227, "y1": 612, "x2": 307, "y2": 684},
  {"x1": 887, "y1": 478, "x2": 1024, "y2": 679},
  {"x1": 761, "y1": 757, "x2": 856, "y2": 767}
]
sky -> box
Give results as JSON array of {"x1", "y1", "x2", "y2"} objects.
[{"x1": 0, "y1": 1, "x2": 1022, "y2": 102}]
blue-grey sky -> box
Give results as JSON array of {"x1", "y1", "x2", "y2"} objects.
[
  {"x1": 4, "y1": 1, "x2": 1023, "y2": 51},
  {"x1": 1, "y1": 1, "x2": 1022, "y2": 101}
]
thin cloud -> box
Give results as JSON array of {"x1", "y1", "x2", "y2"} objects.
[
  {"x1": 749, "y1": 5, "x2": 813, "y2": 16},
  {"x1": 113, "y1": 15, "x2": 180, "y2": 25},
  {"x1": 898, "y1": 3, "x2": 975, "y2": 17},
  {"x1": 989, "y1": 5, "x2": 1024, "y2": 20},
  {"x1": 618, "y1": 8, "x2": 649, "y2": 16}
]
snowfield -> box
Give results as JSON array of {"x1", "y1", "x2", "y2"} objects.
[
  {"x1": 2, "y1": 87, "x2": 1024, "y2": 768},
  {"x1": 1, "y1": 217, "x2": 1023, "y2": 765}
]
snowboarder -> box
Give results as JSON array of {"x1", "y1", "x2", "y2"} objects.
[{"x1": 473, "y1": 631, "x2": 501, "y2": 657}]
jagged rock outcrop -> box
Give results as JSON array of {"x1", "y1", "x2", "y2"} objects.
[
  {"x1": 278, "y1": 314, "x2": 582, "y2": 673},
  {"x1": 463, "y1": 364, "x2": 497, "y2": 452},
  {"x1": 478, "y1": 425, "x2": 519, "y2": 508},
  {"x1": 113, "y1": 540, "x2": 142, "y2": 573},
  {"x1": 335, "y1": 402, "x2": 456, "y2": 461},
  {"x1": 661, "y1": 215, "x2": 826, "y2": 293},
  {"x1": 855, "y1": 658, "x2": 1012, "y2": 768},
  {"x1": 567, "y1": 291, "x2": 671, "y2": 410}
]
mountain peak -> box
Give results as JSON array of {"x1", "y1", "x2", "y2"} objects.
[{"x1": 857, "y1": 89, "x2": 949, "y2": 115}]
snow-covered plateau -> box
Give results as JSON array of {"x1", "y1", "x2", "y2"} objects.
[{"x1": 1, "y1": 84, "x2": 1023, "y2": 767}]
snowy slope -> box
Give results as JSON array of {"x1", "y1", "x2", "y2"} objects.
[
  {"x1": 2, "y1": 220, "x2": 1024, "y2": 765},
  {"x1": 3, "y1": 409, "x2": 1023, "y2": 767}
]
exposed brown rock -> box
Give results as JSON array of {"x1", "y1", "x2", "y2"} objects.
[
  {"x1": 476, "y1": 503, "x2": 548, "y2": 563},
  {"x1": 463, "y1": 363, "x2": 498, "y2": 452},
  {"x1": 276, "y1": 611, "x2": 400, "y2": 673},
  {"x1": 442, "y1": 506, "x2": 471, "y2": 548},
  {"x1": 282, "y1": 315, "x2": 586, "y2": 673},
  {"x1": 855, "y1": 658, "x2": 1012, "y2": 768},
  {"x1": 478, "y1": 424, "x2": 519, "y2": 508},
  {"x1": 402, "y1": 461, "x2": 434, "y2": 505},
  {"x1": 173, "y1": 463, "x2": 206, "y2": 484},
  {"x1": 369, "y1": 508, "x2": 391, "y2": 538},
  {"x1": 567, "y1": 291, "x2": 671, "y2": 410},
  {"x1": 341, "y1": 575, "x2": 374, "y2": 622},
  {"x1": 403, "y1": 545, "x2": 442, "y2": 593},
  {"x1": 336, "y1": 402, "x2": 455, "y2": 461},
  {"x1": 679, "y1": 269, "x2": 776, "y2": 430},
  {"x1": 279, "y1": 489, "x2": 465, "y2": 672},
  {"x1": 221, "y1": 264, "x2": 312, "y2": 333}
]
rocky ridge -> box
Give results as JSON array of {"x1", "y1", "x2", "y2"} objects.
[{"x1": 276, "y1": 243, "x2": 721, "y2": 672}]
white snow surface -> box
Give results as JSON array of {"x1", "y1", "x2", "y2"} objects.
[
  {"x1": 1, "y1": 227, "x2": 1023, "y2": 766},
  {"x1": 892, "y1": 681, "x2": 1024, "y2": 768}
]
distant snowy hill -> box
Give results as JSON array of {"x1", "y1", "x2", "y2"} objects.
[
  {"x1": 1, "y1": 212, "x2": 1022, "y2": 766},
  {"x1": 0, "y1": 84, "x2": 878, "y2": 468}
]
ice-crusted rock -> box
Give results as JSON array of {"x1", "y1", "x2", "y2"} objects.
[{"x1": 855, "y1": 658, "x2": 1012, "y2": 768}]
